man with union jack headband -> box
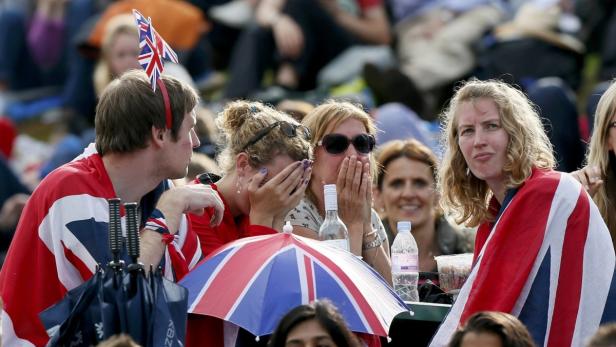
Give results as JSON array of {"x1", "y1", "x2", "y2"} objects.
[
  {"x1": 0, "y1": 16, "x2": 224, "y2": 346},
  {"x1": 431, "y1": 79, "x2": 616, "y2": 347}
]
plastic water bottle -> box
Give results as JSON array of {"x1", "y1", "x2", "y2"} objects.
[
  {"x1": 391, "y1": 221, "x2": 419, "y2": 302},
  {"x1": 318, "y1": 184, "x2": 350, "y2": 252}
]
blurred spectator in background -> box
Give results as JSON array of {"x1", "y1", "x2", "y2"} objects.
[
  {"x1": 277, "y1": 99, "x2": 314, "y2": 122},
  {"x1": 374, "y1": 139, "x2": 474, "y2": 277},
  {"x1": 586, "y1": 323, "x2": 616, "y2": 347},
  {"x1": 86, "y1": 0, "x2": 211, "y2": 79},
  {"x1": 0, "y1": 156, "x2": 30, "y2": 266},
  {"x1": 223, "y1": 0, "x2": 391, "y2": 99},
  {"x1": 364, "y1": 0, "x2": 503, "y2": 120}
]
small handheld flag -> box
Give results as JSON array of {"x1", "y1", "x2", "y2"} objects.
[{"x1": 132, "y1": 9, "x2": 179, "y2": 129}]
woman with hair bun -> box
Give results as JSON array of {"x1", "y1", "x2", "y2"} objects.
[
  {"x1": 187, "y1": 100, "x2": 313, "y2": 346},
  {"x1": 190, "y1": 100, "x2": 313, "y2": 256}
]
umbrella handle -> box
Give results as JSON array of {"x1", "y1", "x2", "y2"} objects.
[
  {"x1": 108, "y1": 198, "x2": 122, "y2": 262},
  {"x1": 125, "y1": 202, "x2": 141, "y2": 264}
]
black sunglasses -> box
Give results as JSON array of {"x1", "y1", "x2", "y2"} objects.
[
  {"x1": 317, "y1": 133, "x2": 376, "y2": 155},
  {"x1": 242, "y1": 121, "x2": 311, "y2": 151}
]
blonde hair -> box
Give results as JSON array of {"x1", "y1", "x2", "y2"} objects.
[
  {"x1": 302, "y1": 100, "x2": 378, "y2": 178},
  {"x1": 586, "y1": 80, "x2": 616, "y2": 238},
  {"x1": 439, "y1": 79, "x2": 555, "y2": 227},
  {"x1": 216, "y1": 100, "x2": 312, "y2": 174},
  {"x1": 93, "y1": 14, "x2": 138, "y2": 96}
]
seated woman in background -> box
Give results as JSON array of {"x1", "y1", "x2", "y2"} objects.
[
  {"x1": 571, "y1": 80, "x2": 616, "y2": 247},
  {"x1": 285, "y1": 101, "x2": 391, "y2": 284},
  {"x1": 374, "y1": 139, "x2": 474, "y2": 279},
  {"x1": 93, "y1": 14, "x2": 194, "y2": 96},
  {"x1": 448, "y1": 311, "x2": 536, "y2": 347}
]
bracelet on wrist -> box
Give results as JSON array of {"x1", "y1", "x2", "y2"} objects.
[
  {"x1": 144, "y1": 209, "x2": 173, "y2": 244},
  {"x1": 362, "y1": 231, "x2": 382, "y2": 251}
]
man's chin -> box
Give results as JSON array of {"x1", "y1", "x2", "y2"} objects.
[{"x1": 169, "y1": 168, "x2": 189, "y2": 181}]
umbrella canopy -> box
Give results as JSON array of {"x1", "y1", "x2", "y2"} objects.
[{"x1": 180, "y1": 232, "x2": 408, "y2": 337}]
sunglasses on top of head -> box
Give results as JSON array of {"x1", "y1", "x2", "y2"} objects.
[
  {"x1": 317, "y1": 133, "x2": 376, "y2": 155},
  {"x1": 242, "y1": 121, "x2": 311, "y2": 151}
]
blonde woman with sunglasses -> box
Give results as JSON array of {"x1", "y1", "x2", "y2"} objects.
[{"x1": 285, "y1": 101, "x2": 392, "y2": 284}]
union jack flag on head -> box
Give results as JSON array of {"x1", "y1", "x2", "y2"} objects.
[{"x1": 132, "y1": 9, "x2": 179, "y2": 92}]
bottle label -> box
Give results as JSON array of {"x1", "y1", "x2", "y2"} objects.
[
  {"x1": 391, "y1": 254, "x2": 418, "y2": 273},
  {"x1": 323, "y1": 239, "x2": 349, "y2": 252}
]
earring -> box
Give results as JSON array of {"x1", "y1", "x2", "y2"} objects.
[{"x1": 236, "y1": 180, "x2": 242, "y2": 194}]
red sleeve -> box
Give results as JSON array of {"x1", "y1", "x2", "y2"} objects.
[{"x1": 190, "y1": 208, "x2": 231, "y2": 257}]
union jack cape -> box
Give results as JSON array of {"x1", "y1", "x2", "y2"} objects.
[
  {"x1": 430, "y1": 169, "x2": 616, "y2": 347},
  {"x1": 0, "y1": 152, "x2": 201, "y2": 346}
]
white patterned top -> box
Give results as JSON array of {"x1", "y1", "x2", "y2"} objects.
[{"x1": 285, "y1": 196, "x2": 388, "y2": 244}]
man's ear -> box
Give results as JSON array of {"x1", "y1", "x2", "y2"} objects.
[{"x1": 151, "y1": 126, "x2": 166, "y2": 148}]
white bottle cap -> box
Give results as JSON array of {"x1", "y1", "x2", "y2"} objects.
[
  {"x1": 397, "y1": 221, "x2": 411, "y2": 233},
  {"x1": 323, "y1": 184, "x2": 338, "y2": 211},
  {"x1": 283, "y1": 221, "x2": 293, "y2": 234}
]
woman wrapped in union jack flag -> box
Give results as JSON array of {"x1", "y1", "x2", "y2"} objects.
[{"x1": 430, "y1": 79, "x2": 615, "y2": 347}]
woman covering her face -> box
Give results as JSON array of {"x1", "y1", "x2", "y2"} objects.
[
  {"x1": 285, "y1": 101, "x2": 392, "y2": 284},
  {"x1": 186, "y1": 100, "x2": 313, "y2": 346},
  {"x1": 429, "y1": 79, "x2": 615, "y2": 347}
]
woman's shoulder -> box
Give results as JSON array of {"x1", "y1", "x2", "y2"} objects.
[
  {"x1": 436, "y1": 215, "x2": 476, "y2": 254},
  {"x1": 285, "y1": 197, "x2": 322, "y2": 232},
  {"x1": 521, "y1": 168, "x2": 584, "y2": 203}
]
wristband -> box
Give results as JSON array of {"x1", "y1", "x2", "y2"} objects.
[{"x1": 145, "y1": 208, "x2": 170, "y2": 236}]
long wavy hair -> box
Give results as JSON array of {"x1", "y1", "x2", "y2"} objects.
[
  {"x1": 586, "y1": 81, "x2": 616, "y2": 237},
  {"x1": 438, "y1": 79, "x2": 555, "y2": 227}
]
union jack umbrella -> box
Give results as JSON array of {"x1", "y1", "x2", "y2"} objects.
[
  {"x1": 132, "y1": 9, "x2": 178, "y2": 92},
  {"x1": 180, "y1": 232, "x2": 408, "y2": 338}
]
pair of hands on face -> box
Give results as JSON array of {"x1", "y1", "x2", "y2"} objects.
[
  {"x1": 248, "y1": 160, "x2": 312, "y2": 229},
  {"x1": 335, "y1": 156, "x2": 372, "y2": 237}
]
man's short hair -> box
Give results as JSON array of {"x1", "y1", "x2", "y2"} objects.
[{"x1": 95, "y1": 69, "x2": 199, "y2": 155}]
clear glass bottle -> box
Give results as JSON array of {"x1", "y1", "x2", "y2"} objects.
[
  {"x1": 318, "y1": 184, "x2": 350, "y2": 252},
  {"x1": 391, "y1": 221, "x2": 419, "y2": 302}
]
